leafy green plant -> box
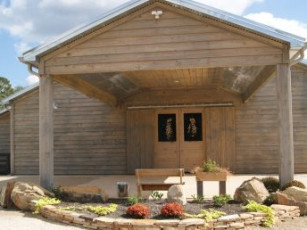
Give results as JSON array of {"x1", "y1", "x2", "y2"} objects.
[
  {"x1": 151, "y1": 191, "x2": 163, "y2": 201},
  {"x1": 127, "y1": 196, "x2": 143, "y2": 205},
  {"x1": 192, "y1": 194, "x2": 205, "y2": 203},
  {"x1": 243, "y1": 200, "x2": 275, "y2": 227},
  {"x1": 85, "y1": 204, "x2": 117, "y2": 216},
  {"x1": 203, "y1": 159, "x2": 219, "y2": 172},
  {"x1": 184, "y1": 209, "x2": 226, "y2": 221},
  {"x1": 261, "y1": 177, "x2": 280, "y2": 193},
  {"x1": 202, "y1": 159, "x2": 230, "y2": 174},
  {"x1": 34, "y1": 197, "x2": 61, "y2": 214},
  {"x1": 281, "y1": 180, "x2": 306, "y2": 191},
  {"x1": 213, "y1": 194, "x2": 232, "y2": 206}
]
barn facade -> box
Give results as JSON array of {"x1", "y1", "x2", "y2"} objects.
[{"x1": 4, "y1": 0, "x2": 307, "y2": 188}]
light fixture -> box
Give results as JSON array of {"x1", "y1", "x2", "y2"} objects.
[{"x1": 152, "y1": 10, "x2": 163, "y2": 19}]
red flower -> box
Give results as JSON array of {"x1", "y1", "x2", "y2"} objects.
[
  {"x1": 161, "y1": 203, "x2": 183, "y2": 218},
  {"x1": 127, "y1": 203, "x2": 151, "y2": 218}
]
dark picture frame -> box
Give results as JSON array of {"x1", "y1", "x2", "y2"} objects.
[
  {"x1": 184, "y1": 113, "x2": 202, "y2": 141},
  {"x1": 158, "y1": 114, "x2": 176, "y2": 142}
]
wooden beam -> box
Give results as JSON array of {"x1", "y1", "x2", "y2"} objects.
[
  {"x1": 39, "y1": 75, "x2": 54, "y2": 190},
  {"x1": 53, "y1": 75, "x2": 117, "y2": 107},
  {"x1": 10, "y1": 103, "x2": 15, "y2": 175},
  {"x1": 242, "y1": 65, "x2": 276, "y2": 103},
  {"x1": 276, "y1": 63, "x2": 294, "y2": 186}
]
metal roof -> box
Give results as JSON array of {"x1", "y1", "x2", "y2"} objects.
[
  {"x1": 1, "y1": 83, "x2": 39, "y2": 105},
  {"x1": 0, "y1": 108, "x2": 9, "y2": 116},
  {"x1": 22, "y1": 0, "x2": 306, "y2": 63}
]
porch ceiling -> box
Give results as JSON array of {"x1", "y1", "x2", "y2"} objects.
[{"x1": 62, "y1": 65, "x2": 275, "y2": 104}]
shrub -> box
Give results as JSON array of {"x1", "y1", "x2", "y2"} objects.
[
  {"x1": 203, "y1": 159, "x2": 219, "y2": 172},
  {"x1": 35, "y1": 197, "x2": 61, "y2": 214},
  {"x1": 127, "y1": 196, "x2": 143, "y2": 205},
  {"x1": 213, "y1": 194, "x2": 232, "y2": 206},
  {"x1": 161, "y1": 203, "x2": 183, "y2": 218},
  {"x1": 202, "y1": 159, "x2": 231, "y2": 174},
  {"x1": 261, "y1": 177, "x2": 280, "y2": 193},
  {"x1": 151, "y1": 191, "x2": 163, "y2": 201},
  {"x1": 52, "y1": 186, "x2": 69, "y2": 201},
  {"x1": 281, "y1": 180, "x2": 306, "y2": 191},
  {"x1": 243, "y1": 200, "x2": 275, "y2": 227},
  {"x1": 191, "y1": 194, "x2": 205, "y2": 203},
  {"x1": 263, "y1": 194, "x2": 278, "y2": 206},
  {"x1": 127, "y1": 203, "x2": 150, "y2": 218},
  {"x1": 86, "y1": 204, "x2": 117, "y2": 216},
  {"x1": 184, "y1": 209, "x2": 226, "y2": 221}
]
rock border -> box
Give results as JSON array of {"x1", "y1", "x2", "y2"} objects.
[{"x1": 39, "y1": 204, "x2": 300, "y2": 230}]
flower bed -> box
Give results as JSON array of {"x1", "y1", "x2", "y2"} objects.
[{"x1": 38, "y1": 200, "x2": 300, "y2": 230}]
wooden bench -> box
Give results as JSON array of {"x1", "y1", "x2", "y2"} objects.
[{"x1": 135, "y1": 168, "x2": 185, "y2": 196}]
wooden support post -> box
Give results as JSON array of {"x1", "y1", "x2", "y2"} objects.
[
  {"x1": 219, "y1": 181, "x2": 226, "y2": 195},
  {"x1": 10, "y1": 103, "x2": 15, "y2": 175},
  {"x1": 276, "y1": 64, "x2": 294, "y2": 186},
  {"x1": 39, "y1": 75, "x2": 54, "y2": 189},
  {"x1": 197, "y1": 181, "x2": 203, "y2": 197}
]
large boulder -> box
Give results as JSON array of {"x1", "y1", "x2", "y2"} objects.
[
  {"x1": 0, "y1": 182, "x2": 16, "y2": 208},
  {"x1": 167, "y1": 185, "x2": 187, "y2": 205},
  {"x1": 234, "y1": 177, "x2": 269, "y2": 204},
  {"x1": 276, "y1": 186, "x2": 307, "y2": 215},
  {"x1": 10, "y1": 182, "x2": 54, "y2": 212}
]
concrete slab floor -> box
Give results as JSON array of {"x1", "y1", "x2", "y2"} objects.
[{"x1": 1, "y1": 174, "x2": 307, "y2": 199}]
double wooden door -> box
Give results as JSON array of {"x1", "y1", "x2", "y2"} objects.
[{"x1": 154, "y1": 108, "x2": 205, "y2": 171}]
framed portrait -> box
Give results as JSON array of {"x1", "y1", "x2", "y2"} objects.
[
  {"x1": 184, "y1": 113, "x2": 202, "y2": 141},
  {"x1": 158, "y1": 114, "x2": 176, "y2": 142}
]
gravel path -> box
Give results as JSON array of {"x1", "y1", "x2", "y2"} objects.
[
  {"x1": 0, "y1": 208, "x2": 84, "y2": 230},
  {"x1": 245, "y1": 217, "x2": 307, "y2": 230}
]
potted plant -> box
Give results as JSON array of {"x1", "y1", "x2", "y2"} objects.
[{"x1": 194, "y1": 159, "x2": 229, "y2": 181}]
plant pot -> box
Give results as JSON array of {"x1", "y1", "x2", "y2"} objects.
[{"x1": 195, "y1": 171, "x2": 227, "y2": 181}]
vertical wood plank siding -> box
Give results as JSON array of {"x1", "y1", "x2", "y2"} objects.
[
  {"x1": 13, "y1": 83, "x2": 126, "y2": 175},
  {"x1": 0, "y1": 113, "x2": 10, "y2": 155},
  {"x1": 235, "y1": 66, "x2": 307, "y2": 173}
]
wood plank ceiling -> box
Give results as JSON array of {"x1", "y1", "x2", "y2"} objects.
[{"x1": 75, "y1": 65, "x2": 275, "y2": 104}]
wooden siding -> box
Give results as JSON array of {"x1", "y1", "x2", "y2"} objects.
[
  {"x1": 13, "y1": 82, "x2": 126, "y2": 175},
  {"x1": 0, "y1": 112, "x2": 10, "y2": 154},
  {"x1": 44, "y1": 7, "x2": 283, "y2": 74},
  {"x1": 126, "y1": 109, "x2": 154, "y2": 174},
  {"x1": 235, "y1": 66, "x2": 307, "y2": 173},
  {"x1": 14, "y1": 91, "x2": 39, "y2": 175},
  {"x1": 205, "y1": 107, "x2": 236, "y2": 170}
]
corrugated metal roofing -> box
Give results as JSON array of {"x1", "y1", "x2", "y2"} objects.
[{"x1": 22, "y1": 0, "x2": 306, "y2": 63}]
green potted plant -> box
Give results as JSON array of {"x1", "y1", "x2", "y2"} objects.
[{"x1": 195, "y1": 159, "x2": 229, "y2": 181}]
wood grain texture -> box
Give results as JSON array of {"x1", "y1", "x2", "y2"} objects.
[
  {"x1": 235, "y1": 65, "x2": 307, "y2": 174},
  {"x1": 13, "y1": 81, "x2": 126, "y2": 175},
  {"x1": 0, "y1": 112, "x2": 10, "y2": 156},
  {"x1": 205, "y1": 107, "x2": 236, "y2": 170},
  {"x1": 126, "y1": 109, "x2": 154, "y2": 174},
  {"x1": 44, "y1": 7, "x2": 282, "y2": 74}
]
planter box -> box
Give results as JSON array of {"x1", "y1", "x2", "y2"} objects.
[{"x1": 195, "y1": 172, "x2": 227, "y2": 181}]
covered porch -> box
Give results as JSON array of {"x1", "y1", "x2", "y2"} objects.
[{"x1": 19, "y1": 0, "x2": 306, "y2": 189}]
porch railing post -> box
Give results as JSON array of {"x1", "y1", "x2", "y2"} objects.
[
  {"x1": 39, "y1": 74, "x2": 54, "y2": 190},
  {"x1": 276, "y1": 63, "x2": 294, "y2": 186}
]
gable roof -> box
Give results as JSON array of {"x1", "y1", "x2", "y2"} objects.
[
  {"x1": 1, "y1": 83, "x2": 39, "y2": 105},
  {"x1": 22, "y1": 0, "x2": 306, "y2": 64}
]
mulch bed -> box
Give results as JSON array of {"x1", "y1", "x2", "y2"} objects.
[{"x1": 58, "y1": 199, "x2": 245, "y2": 220}]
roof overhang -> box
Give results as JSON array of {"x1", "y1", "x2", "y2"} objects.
[
  {"x1": 21, "y1": 0, "x2": 306, "y2": 65},
  {"x1": 1, "y1": 83, "x2": 39, "y2": 105}
]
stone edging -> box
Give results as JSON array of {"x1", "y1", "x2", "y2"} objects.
[{"x1": 40, "y1": 204, "x2": 300, "y2": 230}]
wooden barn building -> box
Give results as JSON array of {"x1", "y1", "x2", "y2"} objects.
[{"x1": 1, "y1": 0, "x2": 306, "y2": 188}]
